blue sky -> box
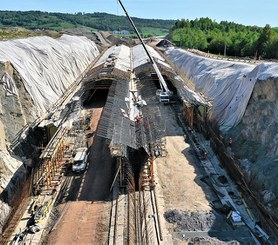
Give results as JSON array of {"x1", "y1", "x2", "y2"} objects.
[{"x1": 0, "y1": 0, "x2": 277, "y2": 27}]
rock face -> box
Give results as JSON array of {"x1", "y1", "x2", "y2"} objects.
[
  {"x1": 235, "y1": 77, "x2": 278, "y2": 159},
  {"x1": 0, "y1": 35, "x2": 99, "y2": 232},
  {"x1": 0, "y1": 62, "x2": 36, "y2": 142},
  {"x1": 230, "y1": 77, "x2": 278, "y2": 220},
  {"x1": 165, "y1": 48, "x2": 278, "y2": 221}
]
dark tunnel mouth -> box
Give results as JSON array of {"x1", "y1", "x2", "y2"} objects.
[
  {"x1": 82, "y1": 88, "x2": 109, "y2": 107},
  {"x1": 150, "y1": 73, "x2": 177, "y2": 94}
]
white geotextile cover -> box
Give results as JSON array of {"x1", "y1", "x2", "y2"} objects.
[
  {"x1": 0, "y1": 150, "x2": 22, "y2": 190},
  {"x1": 165, "y1": 48, "x2": 278, "y2": 131},
  {"x1": 0, "y1": 72, "x2": 18, "y2": 96},
  {"x1": 94, "y1": 44, "x2": 131, "y2": 72},
  {"x1": 0, "y1": 35, "x2": 99, "y2": 114}
]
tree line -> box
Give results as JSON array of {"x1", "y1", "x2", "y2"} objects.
[
  {"x1": 0, "y1": 11, "x2": 174, "y2": 34},
  {"x1": 1, "y1": 11, "x2": 277, "y2": 59},
  {"x1": 170, "y1": 18, "x2": 278, "y2": 59}
]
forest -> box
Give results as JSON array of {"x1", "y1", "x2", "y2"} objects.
[
  {"x1": 170, "y1": 18, "x2": 278, "y2": 59},
  {"x1": 0, "y1": 11, "x2": 174, "y2": 36},
  {"x1": 1, "y1": 11, "x2": 278, "y2": 59}
]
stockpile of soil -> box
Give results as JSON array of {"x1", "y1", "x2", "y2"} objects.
[
  {"x1": 164, "y1": 209, "x2": 243, "y2": 244},
  {"x1": 164, "y1": 209, "x2": 225, "y2": 232},
  {"x1": 186, "y1": 237, "x2": 239, "y2": 245}
]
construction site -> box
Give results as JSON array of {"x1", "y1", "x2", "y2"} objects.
[{"x1": 1, "y1": 2, "x2": 278, "y2": 245}]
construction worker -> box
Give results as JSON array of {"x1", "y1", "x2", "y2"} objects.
[
  {"x1": 135, "y1": 115, "x2": 141, "y2": 125},
  {"x1": 200, "y1": 149, "x2": 208, "y2": 159},
  {"x1": 203, "y1": 151, "x2": 208, "y2": 159},
  {"x1": 229, "y1": 137, "x2": 234, "y2": 147}
]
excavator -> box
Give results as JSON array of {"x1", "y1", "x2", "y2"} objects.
[{"x1": 118, "y1": 0, "x2": 173, "y2": 103}]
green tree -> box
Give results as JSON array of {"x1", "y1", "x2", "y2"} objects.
[{"x1": 256, "y1": 24, "x2": 272, "y2": 59}]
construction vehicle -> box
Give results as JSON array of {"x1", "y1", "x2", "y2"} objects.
[
  {"x1": 72, "y1": 147, "x2": 88, "y2": 172},
  {"x1": 118, "y1": 0, "x2": 173, "y2": 103}
]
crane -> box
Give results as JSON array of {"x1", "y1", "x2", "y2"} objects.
[{"x1": 117, "y1": 0, "x2": 173, "y2": 103}]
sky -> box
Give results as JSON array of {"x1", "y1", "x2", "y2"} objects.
[{"x1": 0, "y1": 0, "x2": 277, "y2": 27}]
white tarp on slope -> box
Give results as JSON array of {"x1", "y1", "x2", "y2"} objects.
[
  {"x1": 165, "y1": 48, "x2": 278, "y2": 131},
  {"x1": 0, "y1": 35, "x2": 99, "y2": 114},
  {"x1": 0, "y1": 72, "x2": 18, "y2": 96}
]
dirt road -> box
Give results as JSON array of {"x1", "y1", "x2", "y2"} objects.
[
  {"x1": 46, "y1": 105, "x2": 115, "y2": 244},
  {"x1": 156, "y1": 104, "x2": 214, "y2": 212}
]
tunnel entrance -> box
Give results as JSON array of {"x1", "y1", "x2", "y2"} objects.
[
  {"x1": 83, "y1": 89, "x2": 109, "y2": 108},
  {"x1": 127, "y1": 147, "x2": 149, "y2": 191},
  {"x1": 82, "y1": 79, "x2": 113, "y2": 108},
  {"x1": 150, "y1": 73, "x2": 177, "y2": 95}
]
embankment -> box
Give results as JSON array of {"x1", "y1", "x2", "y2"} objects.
[{"x1": 165, "y1": 47, "x2": 278, "y2": 222}]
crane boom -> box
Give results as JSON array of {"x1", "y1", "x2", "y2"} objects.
[{"x1": 118, "y1": 0, "x2": 172, "y2": 96}]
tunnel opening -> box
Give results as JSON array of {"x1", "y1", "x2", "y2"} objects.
[
  {"x1": 83, "y1": 88, "x2": 109, "y2": 108},
  {"x1": 127, "y1": 147, "x2": 149, "y2": 191},
  {"x1": 150, "y1": 73, "x2": 177, "y2": 95},
  {"x1": 82, "y1": 79, "x2": 113, "y2": 108}
]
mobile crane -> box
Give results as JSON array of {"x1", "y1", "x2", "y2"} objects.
[{"x1": 118, "y1": 0, "x2": 173, "y2": 103}]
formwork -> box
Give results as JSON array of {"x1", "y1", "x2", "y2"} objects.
[
  {"x1": 86, "y1": 45, "x2": 168, "y2": 157},
  {"x1": 97, "y1": 78, "x2": 138, "y2": 151},
  {"x1": 33, "y1": 127, "x2": 67, "y2": 194}
]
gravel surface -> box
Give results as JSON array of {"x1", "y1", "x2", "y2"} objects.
[{"x1": 185, "y1": 237, "x2": 240, "y2": 245}]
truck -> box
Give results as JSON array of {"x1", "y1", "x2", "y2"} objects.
[{"x1": 72, "y1": 147, "x2": 88, "y2": 172}]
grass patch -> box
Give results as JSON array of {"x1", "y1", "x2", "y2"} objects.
[
  {"x1": 141, "y1": 27, "x2": 169, "y2": 37},
  {"x1": 0, "y1": 27, "x2": 61, "y2": 40}
]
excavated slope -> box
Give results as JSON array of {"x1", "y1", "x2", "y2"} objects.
[
  {"x1": 0, "y1": 35, "x2": 99, "y2": 114},
  {"x1": 0, "y1": 35, "x2": 99, "y2": 232},
  {"x1": 165, "y1": 47, "x2": 278, "y2": 221},
  {"x1": 165, "y1": 48, "x2": 278, "y2": 131}
]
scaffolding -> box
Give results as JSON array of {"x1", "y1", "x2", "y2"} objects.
[{"x1": 33, "y1": 127, "x2": 67, "y2": 194}]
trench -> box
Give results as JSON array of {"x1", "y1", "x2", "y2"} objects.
[{"x1": 127, "y1": 147, "x2": 149, "y2": 191}]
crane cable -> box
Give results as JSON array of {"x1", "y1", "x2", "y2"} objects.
[{"x1": 117, "y1": 0, "x2": 119, "y2": 16}]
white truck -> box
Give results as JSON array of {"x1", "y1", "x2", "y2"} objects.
[{"x1": 72, "y1": 147, "x2": 88, "y2": 172}]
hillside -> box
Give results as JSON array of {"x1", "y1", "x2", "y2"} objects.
[{"x1": 0, "y1": 11, "x2": 175, "y2": 37}]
